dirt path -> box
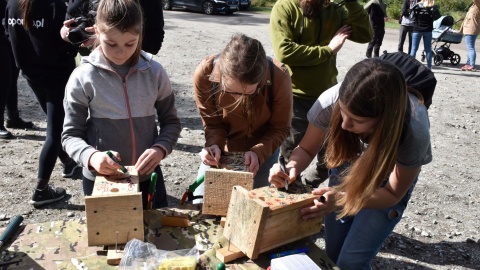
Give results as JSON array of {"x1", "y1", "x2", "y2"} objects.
[{"x1": 0, "y1": 10, "x2": 479, "y2": 269}]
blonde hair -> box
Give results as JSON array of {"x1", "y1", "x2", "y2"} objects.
[
  {"x1": 421, "y1": 0, "x2": 435, "y2": 7},
  {"x1": 95, "y1": 0, "x2": 144, "y2": 65},
  {"x1": 326, "y1": 58, "x2": 408, "y2": 219}
]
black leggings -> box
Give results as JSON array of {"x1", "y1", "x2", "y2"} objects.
[
  {"x1": 24, "y1": 71, "x2": 73, "y2": 180},
  {"x1": 0, "y1": 39, "x2": 20, "y2": 116},
  {"x1": 82, "y1": 165, "x2": 168, "y2": 209}
]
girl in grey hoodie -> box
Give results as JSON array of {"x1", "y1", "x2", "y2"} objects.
[{"x1": 62, "y1": 0, "x2": 181, "y2": 208}]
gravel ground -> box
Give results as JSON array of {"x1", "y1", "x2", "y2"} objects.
[{"x1": 0, "y1": 10, "x2": 479, "y2": 270}]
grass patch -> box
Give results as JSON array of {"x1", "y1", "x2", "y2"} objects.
[{"x1": 385, "y1": 20, "x2": 401, "y2": 29}]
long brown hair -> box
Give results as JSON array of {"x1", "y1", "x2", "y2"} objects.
[
  {"x1": 326, "y1": 58, "x2": 408, "y2": 218},
  {"x1": 19, "y1": 0, "x2": 35, "y2": 30},
  {"x1": 95, "y1": 0, "x2": 144, "y2": 65},
  {"x1": 216, "y1": 33, "x2": 267, "y2": 136}
]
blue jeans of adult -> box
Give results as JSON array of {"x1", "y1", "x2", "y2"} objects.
[
  {"x1": 410, "y1": 31, "x2": 433, "y2": 69},
  {"x1": 464, "y1": 34, "x2": 478, "y2": 67},
  {"x1": 192, "y1": 148, "x2": 279, "y2": 203},
  {"x1": 324, "y1": 163, "x2": 418, "y2": 269}
]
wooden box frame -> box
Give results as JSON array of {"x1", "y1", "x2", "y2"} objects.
[
  {"x1": 202, "y1": 169, "x2": 254, "y2": 216},
  {"x1": 223, "y1": 185, "x2": 323, "y2": 259},
  {"x1": 85, "y1": 172, "x2": 144, "y2": 246}
]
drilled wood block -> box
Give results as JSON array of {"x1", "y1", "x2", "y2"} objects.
[
  {"x1": 85, "y1": 167, "x2": 144, "y2": 246},
  {"x1": 202, "y1": 168, "x2": 253, "y2": 216}
]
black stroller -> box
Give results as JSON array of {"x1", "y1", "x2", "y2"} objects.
[{"x1": 421, "y1": 15, "x2": 463, "y2": 66}]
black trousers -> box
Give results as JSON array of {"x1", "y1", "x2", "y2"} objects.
[
  {"x1": 366, "y1": 28, "x2": 386, "y2": 57},
  {"x1": 0, "y1": 38, "x2": 21, "y2": 119},
  {"x1": 398, "y1": 25, "x2": 414, "y2": 53},
  {"x1": 24, "y1": 65, "x2": 74, "y2": 180}
]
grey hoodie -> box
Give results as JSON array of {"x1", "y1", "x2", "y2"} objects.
[{"x1": 62, "y1": 48, "x2": 181, "y2": 181}]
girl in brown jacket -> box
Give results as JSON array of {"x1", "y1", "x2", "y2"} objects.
[
  {"x1": 192, "y1": 33, "x2": 293, "y2": 202},
  {"x1": 460, "y1": 0, "x2": 480, "y2": 71}
]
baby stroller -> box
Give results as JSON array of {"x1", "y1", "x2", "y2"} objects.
[{"x1": 421, "y1": 15, "x2": 463, "y2": 66}]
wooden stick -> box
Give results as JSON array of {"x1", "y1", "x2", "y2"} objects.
[{"x1": 216, "y1": 242, "x2": 245, "y2": 263}]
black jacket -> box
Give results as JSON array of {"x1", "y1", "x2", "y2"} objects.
[
  {"x1": 1, "y1": 0, "x2": 8, "y2": 45},
  {"x1": 5, "y1": 0, "x2": 77, "y2": 80},
  {"x1": 139, "y1": 0, "x2": 164, "y2": 54},
  {"x1": 411, "y1": 4, "x2": 439, "y2": 32},
  {"x1": 367, "y1": 3, "x2": 386, "y2": 29}
]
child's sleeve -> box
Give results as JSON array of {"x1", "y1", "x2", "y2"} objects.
[{"x1": 62, "y1": 69, "x2": 97, "y2": 169}]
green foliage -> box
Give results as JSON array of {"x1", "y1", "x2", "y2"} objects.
[
  {"x1": 376, "y1": 0, "x2": 472, "y2": 23},
  {"x1": 386, "y1": 0, "x2": 404, "y2": 20},
  {"x1": 437, "y1": 0, "x2": 471, "y2": 13},
  {"x1": 252, "y1": 0, "x2": 473, "y2": 18}
]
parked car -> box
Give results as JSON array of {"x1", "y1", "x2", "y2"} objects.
[
  {"x1": 239, "y1": 0, "x2": 250, "y2": 10},
  {"x1": 162, "y1": 0, "x2": 239, "y2": 15}
]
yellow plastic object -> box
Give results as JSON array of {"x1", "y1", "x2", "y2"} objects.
[{"x1": 158, "y1": 256, "x2": 197, "y2": 270}]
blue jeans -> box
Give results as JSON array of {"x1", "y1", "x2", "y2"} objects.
[
  {"x1": 192, "y1": 149, "x2": 279, "y2": 203},
  {"x1": 465, "y1": 34, "x2": 478, "y2": 67},
  {"x1": 410, "y1": 31, "x2": 433, "y2": 69},
  {"x1": 324, "y1": 163, "x2": 418, "y2": 269}
]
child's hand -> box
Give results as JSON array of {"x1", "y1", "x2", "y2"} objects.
[
  {"x1": 89, "y1": 151, "x2": 123, "y2": 175},
  {"x1": 135, "y1": 146, "x2": 165, "y2": 175},
  {"x1": 244, "y1": 151, "x2": 259, "y2": 176}
]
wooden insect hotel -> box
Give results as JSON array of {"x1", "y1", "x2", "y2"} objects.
[
  {"x1": 84, "y1": 167, "x2": 144, "y2": 246},
  {"x1": 202, "y1": 152, "x2": 254, "y2": 216},
  {"x1": 223, "y1": 183, "x2": 323, "y2": 259},
  {"x1": 202, "y1": 168, "x2": 254, "y2": 216}
]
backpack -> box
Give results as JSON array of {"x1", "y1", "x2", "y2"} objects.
[
  {"x1": 379, "y1": 51, "x2": 436, "y2": 109},
  {"x1": 212, "y1": 54, "x2": 275, "y2": 108},
  {"x1": 379, "y1": 51, "x2": 437, "y2": 142}
]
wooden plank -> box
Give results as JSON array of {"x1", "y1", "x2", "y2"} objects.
[
  {"x1": 106, "y1": 245, "x2": 124, "y2": 265},
  {"x1": 215, "y1": 242, "x2": 245, "y2": 263},
  {"x1": 223, "y1": 186, "x2": 269, "y2": 259},
  {"x1": 203, "y1": 169, "x2": 254, "y2": 216},
  {"x1": 85, "y1": 193, "x2": 144, "y2": 246},
  {"x1": 258, "y1": 203, "x2": 323, "y2": 254},
  {"x1": 220, "y1": 217, "x2": 226, "y2": 227},
  {"x1": 247, "y1": 183, "x2": 316, "y2": 211},
  {"x1": 160, "y1": 216, "x2": 191, "y2": 227},
  {"x1": 92, "y1": 167, "x2": 140, "y2": 196}
]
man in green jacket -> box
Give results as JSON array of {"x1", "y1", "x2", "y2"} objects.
[{"x1": 270, "y1": 0, "x2": 373, "y2": 185}]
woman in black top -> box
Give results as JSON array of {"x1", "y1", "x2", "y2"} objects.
[
  {"x1": 5, "y1": 0, "x2": 79, "y2": 207},
  {"x1": 409, "y1": 0, "x2": 440, "y2": 69},
  {"x1": 364, "y1": 0, "x2": 387, "y2": 58}
]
